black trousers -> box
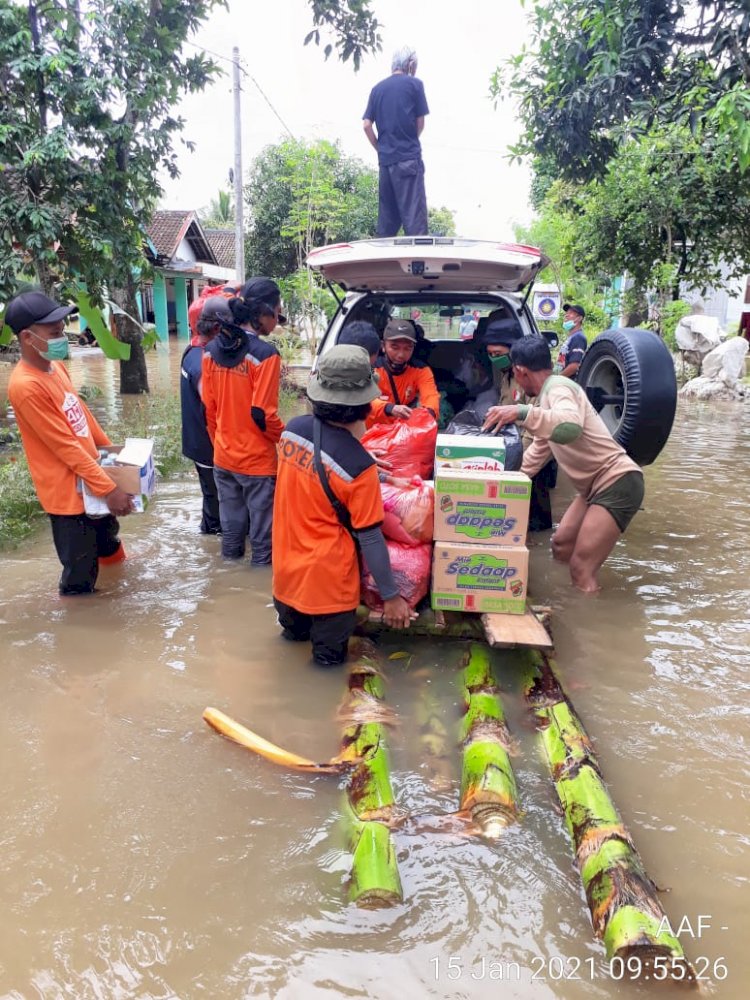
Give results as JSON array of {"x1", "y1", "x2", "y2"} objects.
[
  {"x1": 195, "y1": 463, "x2": 221, "y2": 534},
  {"x1": 274, "y1": 598, "x2": 357, "y2": 666},
  {"x1": 528, "y1": 460, "x2": 557, "y2": 532},
  {"x1": 377, "y1": 157, "x2": 428, "y2": 237},
  {"x1": 49, "y1": 513, "x2": 122, "y2": 594}
]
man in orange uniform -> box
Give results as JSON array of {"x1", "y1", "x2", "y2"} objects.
[
  {"x1": 201, "y1": 278, "x2": 285, "y2": 565},
  {"x1": 369, "y1": 318, "x2": 440, "y2": 425},
  {"x1": 6, "y1": 291, "x2": 133, "y2": 594},
  {"x1": 273, "y1": 346, "x2": 413, "y2": 665}
]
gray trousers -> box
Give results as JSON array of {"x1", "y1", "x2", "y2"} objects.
[
  {"x1": 377, "y1": 157, "x2": 428, "y2": 237},
  {"x1": 213, "y1": 466, "x2": 276, "y2": 564}
]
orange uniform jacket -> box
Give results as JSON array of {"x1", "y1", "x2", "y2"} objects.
[
  {"x1": 7, "y1": 360, "x2": 116, "y2": 514},
  {"x1": 369, "y1": 359, "x2": 440, "y2": 425},
  {"x1": 273, "y1": 415, "x2": 384, "y2": 615},
  {"x1": 201, "y1": 333, "x2": 284, "y2": 477}
]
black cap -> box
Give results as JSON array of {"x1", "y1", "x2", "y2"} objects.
[
  {"x1": 240, "y1": 277, "x2": 286, "y2": 325},
  {"x1": 483, "y1": 318, "x2": 522, "y2": 347},
  {"x1": 4, "y1": 291, "x2": 77, "y2": 334},
  {"x1": 562, "y1": 303, "x2": 585, "y2": 319},
  {"x1": 197, "y1": 296, "x2": 235, "y2": 329}
]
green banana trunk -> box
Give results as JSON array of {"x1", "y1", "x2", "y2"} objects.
[
  {"x1": 416, "y1": 681, "x2": 453, "y2": 793},
  {"x1": 521, "y1": 650, "x2": 694, "y2": 979},
  {"x1": 459, "y1": 643, "x2": 519, "y2": 838},
  {"x1": 339, "y1": 641, "x2": 402, "y2": 907}
]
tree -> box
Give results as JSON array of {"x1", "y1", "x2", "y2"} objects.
[
  {"x1": 304, "y1": 0, "x2": 381, "y2": 69},
  {"x1": 0, "y1": 0, "x2": 224, "y2": 392},
  {"x1": 428, "y1": 206, "x2": 457, "y2": 237},
  {"x1": 574, "y1": 124, "x2": 750, "y2": 293},
  {"x1": 0, "y1": 0, "x2": 381, "y2": 390},
  {"x1": 495, "y1": 0, "x2": 750, "y2": 181},
  {"x1": 513, "y1": 183, "x2": 611, "y2": 335},
  {"x1": 244, "y1": 138, "x2": 380, "y2": 279},
  {"x1": 201, "y1": 189, "x2": 234, "y2": 228}
]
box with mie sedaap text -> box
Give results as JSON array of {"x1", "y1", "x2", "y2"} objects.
[
  {"x1": 431, "y1": 541, "x2": 529, "y2": 614},
  {"x1": 433, "y1": 468, "x2": 531, "y2": 546}
]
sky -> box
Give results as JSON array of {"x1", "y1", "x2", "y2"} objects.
[{"x1": 159, "y1": 0, "x2": 536, "y2": 240}]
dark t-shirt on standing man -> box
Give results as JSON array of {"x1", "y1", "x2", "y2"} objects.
[{"x1": 363, "y1": 74, "x2": 429, "y2": 166}]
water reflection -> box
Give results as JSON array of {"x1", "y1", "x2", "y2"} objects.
[{"x1": 0, "y1": 342, "x2": 748, "y2": 998}]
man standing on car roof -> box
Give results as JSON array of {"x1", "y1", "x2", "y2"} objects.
[
  {"x1": 483, "y1": 336, "x2": 644, "y2": 593},
  {"x1": 363, "y1": 46, "x2": 429, "y2": 237},
  {"x1": 369, "y1": 319, "x2": 440, "y2": 426},
  {"x1": 555, "y1": 303, "x2": 587, "y2": 379},
  {"x1": 5, "y1": 291, "x2": 133, "y2": 595}
]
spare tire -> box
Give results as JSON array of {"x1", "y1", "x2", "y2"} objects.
[{"x1": 577, "y1": 328, "x2": 677, "y2": 466}]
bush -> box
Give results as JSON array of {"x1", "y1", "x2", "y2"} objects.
[{"x1": 0, "y1": 454, "x2": 45, "y2": 548}]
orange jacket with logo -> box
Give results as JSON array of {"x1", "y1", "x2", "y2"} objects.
[
  {"x1": 368, "y1": 359, "x2": 440, "y2": 426},
  {"x1": 272, "y1": 415, "x2": 384, "y2": 614},
  {"x1": 201, "y1": 333, "x2": 284, "y2": 476},
  {"x1": 8, "y1": 360, "x2": 116, "y2": 514}
]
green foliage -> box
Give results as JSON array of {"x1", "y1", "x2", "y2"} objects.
[
  {"x1": 0, "y1": 0, "x2": 225, "y2": 301},
  {"x1": 514, "y1": 181, "x2": 611, "y2": 336},
  {"x1": 303, "y1": 0, "x2": 381, "y2": 69},
  {"x1": 200, "y1": 189, "x2": 234, "y2": 228},
  {"x1": 245, "y1": 138, "x2": 380, "y2": 279},
  {"x1": 109, "y1": 394, "x2": 189, "y2": 479},
  {"x1": 278, "y1": 267, "x2": 339, "y2": 352},
  {"x1": 574, "y1": 125, "x2": 750, "y2": 291},
  {"x1": 428, "y1": 206, "x2": 457, "y2": 237},
  {"x1": 495, "y1": 0, "x2": 750, "y2": 182},
  {"x1": 0, "y1": 453, "x2": 45, "y2": 549}
]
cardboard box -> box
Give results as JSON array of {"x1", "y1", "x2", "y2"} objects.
[
  {"x1": 434, "y1": 432, "x2": 506, "y2": 472},
  {"x1": 433, "y1": 468, "x2": 531, "y2": 546},
  {"x1": 80, "y1": 438, "x2": 155, "y2": 514},
  {"x1": 431, "y1": 541, "x2": 529, "y2": 614}
]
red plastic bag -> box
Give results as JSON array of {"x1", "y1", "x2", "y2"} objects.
[
  {"x1": 362, "y1": 540, "x2": 432, "y2": 611},
  {"x1": 188, "y1": 283, "x2": 241, "y2": 342},
  {"x1": 381, "y1": 481, "x2": 434, "y2": 545},
  {"x1": 361, "y1": 408, "x2": 437, "y2": 479}
]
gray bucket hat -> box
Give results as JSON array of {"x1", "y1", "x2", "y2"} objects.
[{"x1": 307, "y1": 345, "x2": 381, "y2": 405}]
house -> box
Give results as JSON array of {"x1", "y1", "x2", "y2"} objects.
[{"x1": 143, "y1": 211, "x2": 236, "y2": 338}]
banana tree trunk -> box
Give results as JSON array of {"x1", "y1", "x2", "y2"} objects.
[
  {"x1": 339, "y1": 641, "x2": 402, "y2": 907},
  {"x1": 521, "y1": 650, "x2": 694, "y2": 979},
  {"x1": 459, "y1": 643, "x2": 518, "y2": 838}
]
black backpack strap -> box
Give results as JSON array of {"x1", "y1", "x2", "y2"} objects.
[
  {"x1": 382, "y1": 363, "x2": 401, "y2": 406},
  {"x1": 312, "y1": 417, "x2": 356, "y2": 538}
]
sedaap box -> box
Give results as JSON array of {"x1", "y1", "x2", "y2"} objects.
[
  {"x1": 431, "y1": 541, "x2": 529, "y2": 614},
  {"x1": 433, "y1": 467, "x2": 531, "y2": 546},
  {"x1": 80, "y1": 438, "x2": 156, "y2": 514},
  {"x1": 434, "y1": 433, "x2": 506, "y2": 472}
]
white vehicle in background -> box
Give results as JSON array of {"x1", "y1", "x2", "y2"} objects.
[{"x1": 307, "y1": 237, "x2": 676, "y2": 465}]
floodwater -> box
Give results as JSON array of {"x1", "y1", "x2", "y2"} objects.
[{"x1": 1, "y1": 343, "x2": 748, "y2": 1000}]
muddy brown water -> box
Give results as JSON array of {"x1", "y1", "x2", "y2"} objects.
[{"x1": 1, "y1": 344, "x2": 748, "y2": 999}]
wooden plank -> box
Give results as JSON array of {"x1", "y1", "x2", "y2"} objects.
[{"x1": 481, "y1": 608, "x2": 553, "y2": 650}]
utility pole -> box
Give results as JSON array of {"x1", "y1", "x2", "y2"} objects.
[{"x1": 232, "y1": 46, "x2": 245, "y2": 284}]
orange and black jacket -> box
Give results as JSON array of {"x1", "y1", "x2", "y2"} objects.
[
  {"x1": 273, "y1": 415, "x2": 384, "y2": 615},
  {"x1": 201, "y1": 330, "x2": 284, "y2": 477},
  {"x1": 369, "y1": 358, "x2": 440, "y2": 425}
]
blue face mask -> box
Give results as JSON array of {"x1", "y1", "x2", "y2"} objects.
[
  {"x1": 562, "y1": 319, "x2": 576, "y2": 332},
  {"x1": 33, "y1": 333, "x2": 69, "y2": 361}
]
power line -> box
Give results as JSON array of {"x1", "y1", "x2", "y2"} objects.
[{"x1": 184, "y1": 39, "x2": 296, "y2": 141}]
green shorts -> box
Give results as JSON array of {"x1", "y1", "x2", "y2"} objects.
[{"x1": 589, "y1": 470, "x2": 645, "y2": 532}]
